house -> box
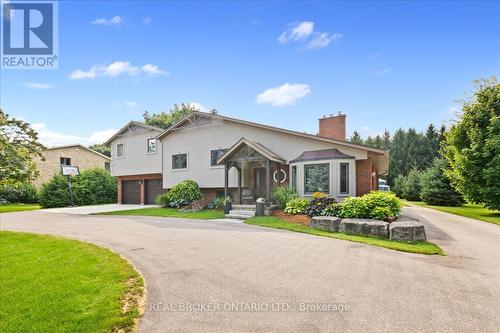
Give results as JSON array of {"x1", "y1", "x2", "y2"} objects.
[
  {"x1": 105, "y1": 112, "x2": 388, "y2": 206},
  {"x1": 33, "y1": 144, "x2": 111, "y2": 188}
]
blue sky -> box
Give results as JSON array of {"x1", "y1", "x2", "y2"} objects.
[{"x1": 1, "y1": 0, "x2": 499, "y2": 146}]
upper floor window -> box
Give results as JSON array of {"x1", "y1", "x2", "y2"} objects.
[
  {"x1": 210, "y1": 149, "x2": 227, "y2": 166},
  {"x1": 172, "y1": 153, "x2": 188, "y2": 170},
  {"x1": 340, "y1": 163, "x2": 349, "y2": 194},
  {"x1": 147, "y1": 139, "x2": 157, "y2": 154},
  {"x1": 60, "y1": 157, "x2": 71, "y2": 166},
  {"x1": 117, "y1": 144, "x2": 124, "y2": 158},
  {"x1": 304, "y1": 163, "x2": 329, "y2": 194}
]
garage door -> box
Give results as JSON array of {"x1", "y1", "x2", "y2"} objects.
[
  {"x1": 122, "y1": 180, "x2": 141, "y2": 204},
  {"x1": 145, "y1": 179, "x2": 164, "y2": 205}
]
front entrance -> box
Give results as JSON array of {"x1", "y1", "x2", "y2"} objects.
[{"x1": 253, "y1": 167, "x2": 266, "y2": 199}]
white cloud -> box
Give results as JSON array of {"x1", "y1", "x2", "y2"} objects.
[
  {"x1": 359, "y1": 126, "x2": 380, "y2": 138},
  {"x1": 123, "y1": 101, "x2": 138, "y2": 108},
  {"x1": 91, "y1": 15, "x2": 123, "y2": 26},
  {"x1": 32, "y1": 123, "x2": 117, "y2": 146},
  {"x1": 69, "y1": 61, "x2": 169, "y2": 80},
  {"x1": 256, "y1": 83, "x2": 311, "y2": 106},
  {"x1": 143, "y1": 17, "x2": 152, "y2": 25},
  {"x1": 188, "y1": 102, "x2": 210, "y2": 112},
  {"x1": 24, "y1": 82, "x2": 53, "y2": 90},
  {"x1": 278, "y1": 21, "x2": 314, "y2": 44},
  {"x1": 307, "y1": 32, "x2": 342, "y2": 49}
]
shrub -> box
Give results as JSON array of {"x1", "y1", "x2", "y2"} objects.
[
  {"x1": 312, "y1": 192, "x2": 327, "y2": 199},
  {"x1": 284, "y1": 198, "x2": 309, "y2": 214},
  {"x1": 158, "y1": 180, "x2": 202, "y2": 208},
  {"x1": 39, "y1": 175, "x2": 72, "y2": 208},
  {"x1": 340, "y1": 196, "x2": 370, "y2": 218},
  {"x1": 392, "y1": 175, "x2": 405, "y2": 198},
  {"x1": 273, "y1": 186, "x2": 298, "y2": 209},
  {"x1": 39, "y1": 169, "x2": 117, "y2": 208},
  {"x1": 0, "y1": 182, "x2": 38, "y2": 203},
  {"x1": 207, "y1": 197, "x2": 224, "y2": 210},
  {"x1": 72, "y1": 168, "x2": 117, "y2": 206},
  {"x1": 420, "y1": 158, "x2": 464, "y2": 206},
  {"x1": 340, "y1": 191, "x2": 402, "y2": 220},
  {"x1": 305, "y1": 195, "x2": 337, "y2": 217},
  {"x1": 402, "y1": 168, "x2": 422, "y2": 201},
  {"x1": 322, "y1": 203, "x2": 344, "y2": 217}
]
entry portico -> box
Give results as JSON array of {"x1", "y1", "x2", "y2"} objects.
[{"x1": 217, "y1": 138, "x2": 287, "y2": 205}]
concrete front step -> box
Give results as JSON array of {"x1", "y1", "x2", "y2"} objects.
[
  {"x1": 229, "y1": 210, "x2": 255, "y2": 216},
  {"x1": 224, "y1": 213, "x2": 253, "y2": 220},
  {"x1": 231, "y1": 204, "x2": 256, "y2": 211}
]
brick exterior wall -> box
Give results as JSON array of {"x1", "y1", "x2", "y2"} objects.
[
  {"x1": 33, "y1": 146, "x2": 110, "y2": 188},
  {"x1": 355, "y1": 159, "x2": 378, "y2": 196},
  {"x1": 318, "y1": 114, "x2": 346, "y2": 141}
]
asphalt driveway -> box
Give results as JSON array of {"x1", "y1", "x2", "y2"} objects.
[{"x1": 1, "y1": 206, "x2": 499, "y2": 332}]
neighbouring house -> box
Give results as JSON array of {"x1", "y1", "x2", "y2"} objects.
[
  {"x1": 105, "y1": 111, "x2": 388, "y2": 206},
  {"x1": 33, "y1": 144, "x2": 111, "y2": 188}
]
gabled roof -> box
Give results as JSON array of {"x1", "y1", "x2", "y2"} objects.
[
  {"x1": 217, "y1": 137, "x2": 286, "y2": 164},
  {"x1": 290, "y1": 148, "x2": 355, "y2": 163},
  {"x1": 104, "y1": 121, "x2": 163, "y2": 146},
  {"x1": 45, "y1": 144, "x2": 111, "y2": 160},
  {"x1": 156, "y1": 111, "x2": 387, "y2": 155}
]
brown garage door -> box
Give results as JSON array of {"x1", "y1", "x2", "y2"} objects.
[
  {"x1": 122, "y1": 180, "x2": 141, "y2": 204},
  {"x1": 145, "y1": 179, "x2": 164, "y2": 205}
]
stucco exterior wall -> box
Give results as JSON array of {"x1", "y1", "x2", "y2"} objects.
[
  {"x1": 109, "y1": 127, "x2": 163, "y2": 177},
  {"x1": 161, "y1": 119, "x2": 368, "y2": 189},
  {"x1": 33, "y1": 146, "x2": 110, "y2": 188}
]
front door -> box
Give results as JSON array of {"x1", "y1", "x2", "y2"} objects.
[{"x1": 254, "y1": 167, "x2": 266, "y2": 199}]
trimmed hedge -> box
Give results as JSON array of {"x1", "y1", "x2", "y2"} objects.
[
  {"x1": 39, "y1": 168, "x2": 117, "y2": 208},
  {"x1": 0, "y1": 182, "x2": 38, "y2": 203}
]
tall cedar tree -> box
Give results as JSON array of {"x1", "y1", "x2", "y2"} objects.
[{"x1": 420, "y1": 158, "x2": 464, "y2": 206}]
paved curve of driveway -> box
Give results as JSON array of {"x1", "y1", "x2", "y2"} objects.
[{"x1": 1, "y1": 206, "x2": 499, "y2": 332}]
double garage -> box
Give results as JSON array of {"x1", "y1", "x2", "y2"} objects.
[{"x1": 121, "y1": 178, "x2": 164, "y2": 205}]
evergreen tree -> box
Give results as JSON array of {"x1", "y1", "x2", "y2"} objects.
[
  {"x1": 348, "y1": 130, "x2": 364, "y2": 145},
  {"x1": 420, "y1": 158, "x2": 464, "y2": 206},
  {"x1": 382, "y1": 129, "x2": 391, "y2": 149},
  {"x1": 402, "y1": 168, "x2": 422, "y2": 201},
  {"x1": 373, "y1": 134, "x2": 383, "y2": 149}
]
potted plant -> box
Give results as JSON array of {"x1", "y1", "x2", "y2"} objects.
[
  {"x1": 256, "y1": 197, "x2": 266, "y2": 216},
  {"x1": 223, "y1": 196, "x2": 232, "y2": 214}
]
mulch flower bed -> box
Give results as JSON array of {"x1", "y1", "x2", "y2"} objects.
[{"x1": 271, "y1": 209, "x2": 310, "y2": 226}]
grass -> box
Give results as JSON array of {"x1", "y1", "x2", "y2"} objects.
[
  {"x1": 245, "y1": 216, "x2": 443, "y2": 255},
  {"x1": 100, "y1": 207, "x2": 225, "y2": 219},
  {"x1": 0, "y1": 203, "x2": 41, "y2": 213},
  {"x1": 405, "y1": 201, "x2": 500, "y2": 225},
  {"x1": 0, "y1": 231, "x2": 145, "y2": 333}
]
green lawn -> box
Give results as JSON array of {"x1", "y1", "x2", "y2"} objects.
[
  {"x1": 406, "y1": 201, "x2": 500, "y2": 225},
  {"x1": 0, "y1": 231, "x2": 144, "y2": 333},
  {"x1": 100, "y1": 207, "x2": 225, "y2": 219},
  {"x1": 0, "y1": 203, "x2": 41, "y2": 213},
  {"x1": 245, "y1": 216, "x2": 443, "y2": 255}
]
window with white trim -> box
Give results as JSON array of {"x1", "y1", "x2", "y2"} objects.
[
  {"x1": 172, "y1": 153, "x2": 188, "y2": 169},
  {"x1": 304, "y1": 163, "x2": 329, "y2": 194},
  {"x1": 147, "y1": 138, "x2": 157, "y2": 153},
  {"x1": 210, "y1": 149, "x2": 227, "y2": 166},
  {"x1": 117, "y1": 144, "x2": 124, "y2": 157},
  {"x1": 340, "y1": 163, "x2": 349, "y2": 194}
]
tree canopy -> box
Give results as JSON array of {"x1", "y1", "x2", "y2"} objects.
[
  {"x1": 0, "y1": 110, "x2": 44, "y2": 184},
  {"x1": 143, "y1": 103, "x2": 216, "y2": 129},
  {"x1": 89, "y1": 143, "x2": 111, "y2": 157},
  {"x1": 443, "y1": 77, "x2": 500, "y2": 210}
]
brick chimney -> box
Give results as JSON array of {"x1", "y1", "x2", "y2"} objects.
[{"x1": 319, "y1": 112, "x2": 346, "y2": 141}]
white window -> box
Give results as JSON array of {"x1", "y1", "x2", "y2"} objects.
[
  {"x1": 340, "y1": 163, "x2": 349, "y2": 194},
  {"x1": 147, "y1": 139, "x2": 157, "y2": 154},
  {"x1": 117, "y1": 144, "x2": 124, "y2": 158},
  {"x1": 304, "y1": 163, "x2": 330, "y2": 194},
  {"x1": 172, "y1": 153, "x2": 188, "y2": 170},
  {"x1": 210, "y1": 149, "x2": 227, "y2": 166}
]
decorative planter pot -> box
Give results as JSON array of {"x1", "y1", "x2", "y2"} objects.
[
  {"x1": 256, "y1": 202, "x2": 265, "y2": 216},
  {"x1": 224, "y1": 202, "x2": 232, "y2": 214}
]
